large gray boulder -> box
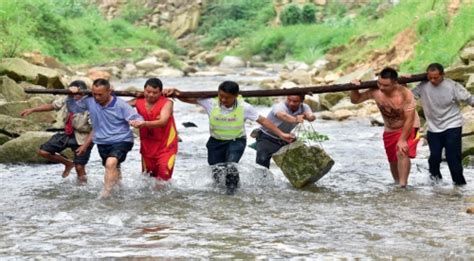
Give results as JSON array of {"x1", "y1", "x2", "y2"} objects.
[
  {"x1": 219, "y1": 56, "x2": 245, "y2": 68},
  {"x1": 0, "y1": 97, "x2": 56, "y2": 124},
  {"x1": 0, "y1": 131, "x2": 54, "y2": 163},
  {"x1": 445, "y1": 64, "x2": 474, "y2": 82},
  {"x1": 0, "y1": 114, "x2": 43, "y2": 136},
  {"x1": 0, "y1": 58, "x2": 64, "y2": 89},
  {"x1": 272, "y1": 140, "x2": 335, "y2": 188},
  {"x1": 462, "y1": 135, "x2": 474, "y2": 159},
  {"x1": 0, "y1": 76, "x2": 27, "y2": 102},
  {"x1": 0, "y1": 133, "x2": 11, "y2": 145}
]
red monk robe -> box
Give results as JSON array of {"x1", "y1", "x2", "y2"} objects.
[{"x1": 136, "y1": 96, "x2": 178, "y2": 180}]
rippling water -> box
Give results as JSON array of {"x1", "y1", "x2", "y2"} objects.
[{"x1": 0, "y1": 74, "x2": 473, "y2": 258}]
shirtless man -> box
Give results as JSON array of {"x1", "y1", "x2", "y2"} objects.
[{"x1": 351, "y1": 67, "x2": 420, "y2": 188}]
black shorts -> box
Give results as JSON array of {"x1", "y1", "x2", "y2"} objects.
[
  {"x1": 40, "y1": 133, "x2": 93, "y2": 165},
  {"x1": 97, "y1": 142, "x2": 133, "y2": 166}
]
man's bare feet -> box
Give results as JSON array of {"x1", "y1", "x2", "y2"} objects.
[
  {"x1": 99, "y1": 189, "x2": 111, "y2": 199},
  {"x1": 62, "y1": 162, "x2": 74, "y2": 178},
  {"x1": 77, "y1": 175, "x2": 87, "y2": 184}
]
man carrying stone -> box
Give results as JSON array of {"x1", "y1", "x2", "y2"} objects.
[
  {"x1": 20, "y1": 80, "x2": 93, "y2": 183},
  {"x1": 411, "y1": 63, "x2": 474, "y2": 185},
  {"x1": 255, "y1": 94, "x2": 315, "y2": 169},
  {"x1": 67, "y1": 78, "x2": 143, "y2": 198}
]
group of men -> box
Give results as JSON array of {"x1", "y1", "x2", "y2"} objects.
[{"x1": 20, "y1": 62, "x2": 473, "y2": 197}]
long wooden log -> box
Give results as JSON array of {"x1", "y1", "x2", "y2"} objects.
[{"x1": 24, "y1": 73, "x2": 427, "y2": 98}]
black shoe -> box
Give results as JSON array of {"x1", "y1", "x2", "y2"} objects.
[
  {"x1": 429, "y1": 174, "x2": 442, "y2": 181},
  {"x1": 225, "y1": 165, "x2": 240, "y2": 195}
]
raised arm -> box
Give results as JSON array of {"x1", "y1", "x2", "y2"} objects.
[
  {"x1": 162, "y1": 88, "x2": 198, "y2": 104},
  {"x1": 350, "y1": 79, "x2": 373, "y2": 104},
  {"x1": 20, "y1": 104, "x2": 55, "y2": 117}
]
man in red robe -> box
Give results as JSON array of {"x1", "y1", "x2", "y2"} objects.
[{"x1": 129, "y1": 78, "x2": 178, "y2": 180}]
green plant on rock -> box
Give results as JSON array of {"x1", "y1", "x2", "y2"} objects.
[
  {"x1": 299, "y1": 131, "x2": 329, "y2": 142},
  {"x1": 280, "y1": 4, "x2": 302, "y2": 26}
]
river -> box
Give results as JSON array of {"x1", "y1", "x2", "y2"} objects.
[{"x1": 0, "y1": 73, "x2": 473, "y2": 259}]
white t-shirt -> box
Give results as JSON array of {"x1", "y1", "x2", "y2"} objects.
[{"x1": 196, "y1": 98, "x2": 260, "y2": 121}]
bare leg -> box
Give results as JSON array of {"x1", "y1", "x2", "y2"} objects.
[
  {"x1": 389, "y1": 162, "x2": 399, "y2": 184},
  {"x1": 75, "y1": 164, "x2": 87, "y2": 184},
  {"x1": 38, "y1": 149, "x2": 74, "y2": 177},
  {"x1": 100, "y1": 157, "x2": 119, "y2": 199},
  {"x1": 397, "y1": 153, "x2": 411, "y2": 188}
]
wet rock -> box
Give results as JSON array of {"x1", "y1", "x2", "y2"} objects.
[
  {"x1": 445, "y1": 64, "x2": 474, "y2": 82},
  {"x1": 466, "y1": 74, "x2": 474, "y2": 93},
  {"x1": 151, "y1": 48, "x2": 172, "y2": 62},
  {"x1": 320, "y1": 92, "x2": 347, "y2": 110},
  {"x1": 319, "y1": 111, "x2": 336, "y2": 120},
  {"x1": 136, "y1": 57, "x2": 164, "y2": 71},
  {"x1": 333, "y1": 109, "x2": 354, "y2": 121},
  {"x1": 0, "y1": 97, "x2": 56, "y2": 124},
  {"x1": 0, "y1": 76, "x2": 27, "y2": 102},
  {"x1": 289, "y1": 69, "x2": 312, "y2": 85},
  {"x1": 0, "y1": 114, "x2": 43, "y2": 136},
  {"x1": 460, "y1": 47, "x2": 474, "y2": 64},
  {"x1": 467, "y1": 206, "x2": 474, "y2": 214},
  {"x1": 219, "y1": 56, "x2": 245, "y2": 68},
  {"x1": 330, "y1": 98, "x2": 364, "y2": 111},
  {"x1": 88, "y1": 68, "x2": 111, "y2": 80},
  {"x1": 272, "y1": 140, "x2": 334, "y2": 188},
  {"x1": 462, "y1": 135, "x2": 474, "y2": 159},
  {"x1": 333, "y1": 68, "x2": 375, "y2": 84},
  {"x1": 304, "y1": 95, "x2": 320, "y2": 112},
  {"x1": 0, "y1": 131, "x2": 54, "y2": 163},
  {"x1": 285, "y1": 61, "x2": 309, "y2": 71},
  {"x1": 462, "y1": 155, "x2": 474, "y2": 167},
  {"x1": 0, "y1": 133, "x2": 11, "y2": 145},
  {"x1": 146, "y1": 67, "x2": 184, "y2": 77},
  {"x1": 0, "y1": 58, "x2": 64, "y2": 89}
]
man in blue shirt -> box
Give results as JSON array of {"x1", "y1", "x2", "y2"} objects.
[{"x1": 67, "y1": 78, "x2": 143, "y2": 198}]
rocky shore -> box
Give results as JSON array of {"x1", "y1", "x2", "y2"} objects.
[{"x1": 0, "y1": 40, "x2": 473, "y2": 165}]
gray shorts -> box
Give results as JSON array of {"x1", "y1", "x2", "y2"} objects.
[{"x1": 40, "y1": 133, "x2": 93, "y2": 165}]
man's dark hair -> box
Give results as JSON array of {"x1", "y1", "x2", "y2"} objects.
[
  {"x1": 218, "y1": 81, "x2": 239, "y2": 95},
  {"x1": 426, "y1": 63, "x2": 444, "y2": 74},
  {"x1": 69, "y1": 80, "x2": 88, "y2": 90},
  {"x1": 92, "y1": 78, "x2": 110, "y2": 89},
  {"x1": 144, "y1": 78, "x2": 163, "y2": 91},
  {"x1": 379, "y1": 67, "x2": 398, "y2": 81}
]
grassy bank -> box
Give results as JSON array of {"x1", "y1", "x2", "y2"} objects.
[
  {"x1": 0, "y1": 0, "x2": 182, "y2": 65},
  {"x1": 230, "y1": 0, "x2": 474, "y2": 72}
]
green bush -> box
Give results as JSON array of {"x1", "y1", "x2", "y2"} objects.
[
  {"x1": 198, "y1": 0, "x2": 273, "y2": 46},
  {"x1": 119, "y1": 0, "x2": 151, "y2": 23},
  {"x1": 0, "y1": 0, "x2": 182, "y2": 64},
  {"x1": 280, "y1": 4, "x2": 302, "y2": 26},
  {"x1": 301, "y1": 4, "x2": 316, "y2": 24}
]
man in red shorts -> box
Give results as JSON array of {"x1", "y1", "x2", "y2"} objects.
[
  {"x1": 129, "y1": 78, "x2": 178, "y2": 181},
  {"x1": 351, "y1": 67, "x2": 420, "y2": 188}
]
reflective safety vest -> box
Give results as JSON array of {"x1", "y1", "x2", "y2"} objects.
[{"x1": 209, "y1": 96, "x2": 245, "y2": 140}]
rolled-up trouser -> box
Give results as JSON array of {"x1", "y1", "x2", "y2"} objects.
[{"x1": 255, "y1": 131, "x2": 288, "y2": 168}]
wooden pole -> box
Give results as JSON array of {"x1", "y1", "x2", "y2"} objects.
[{"x1": 24, "y1": 73, "x2": 427, "y2": 98}]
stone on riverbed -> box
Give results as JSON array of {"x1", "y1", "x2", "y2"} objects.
[
  {"x1": 0, "y1": 131, "x2": 73, "y2": 163},
  {"x1": 272, "y1": 140, "x2": 334, "y2": 188}
]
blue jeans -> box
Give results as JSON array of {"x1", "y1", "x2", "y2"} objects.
[
  {"x1": 206, "y1": 136, "x2": 246, "y2": 165},
  {"x1": 427, "y1": 127, "x2": 466, "y2": 185}
]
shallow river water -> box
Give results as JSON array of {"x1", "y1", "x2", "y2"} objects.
[{"x1": 1, "y1": 74, "x2": 473, "y2": 259}]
